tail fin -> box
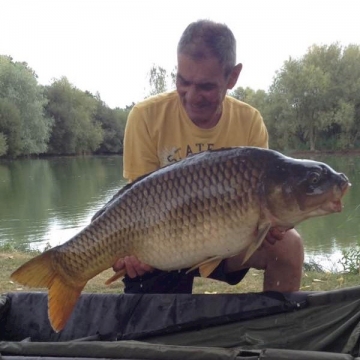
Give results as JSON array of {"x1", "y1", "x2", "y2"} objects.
[
  {"x1": 48, "y1": 275, "x2": 85, "y2": 332},
  {"x1": 10, "y1": 250, "x2": 85, "y2": 332}
]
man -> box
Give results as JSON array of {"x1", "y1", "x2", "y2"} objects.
[{"x1": 114, "y1": 19, "x2": 304, "y2": 294}]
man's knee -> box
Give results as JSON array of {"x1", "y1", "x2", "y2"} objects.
[
  {"x1": 234, "y1": 229, "x2": 304, "y2": 292},
  {"x1": 261, "y1": 229, "x2": 304, "y2": 292},
  {"x1": 226, "y1": 229, "x2": 304, "y2": 274},
  {"x1": 246, "y1": 229, "x2": 304, "y2": 271},
  {"x1": 264, "y1": 229, "x2": 304, "y2": 271},
  {"x1": 278, "y1": 229, "x2": 304, "y2": 268}
]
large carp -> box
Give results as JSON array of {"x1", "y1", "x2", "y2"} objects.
[{"x1": 11, "y1": 147, "x2": 349, "y2": 332}]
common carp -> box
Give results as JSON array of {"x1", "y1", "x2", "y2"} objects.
[{"x1": 11, "y1": 147, "x2": 349, "y2": 332}]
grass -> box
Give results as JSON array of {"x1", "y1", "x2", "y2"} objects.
[{"x1": 1, "y1": 249, "x2": 359, "y2": 295}]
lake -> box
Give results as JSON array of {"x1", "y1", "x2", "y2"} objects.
[{"x1": 0, "y1": 153, "x2": 359, "y2": 271}]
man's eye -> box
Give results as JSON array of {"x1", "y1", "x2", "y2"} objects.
[
  {"x1": 179, "y1": 80, "x2": 190, "y2": 87},
  {"x1": 176, "y1": 77, "x2": 190, "y2": 86},
  {"x1": 199, "y1": 84, "x2": 215, "y2": 91}
]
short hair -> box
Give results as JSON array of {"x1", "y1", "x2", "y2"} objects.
[{"x1": 177, "y1": 19, "x2": 236, "y2": 77}]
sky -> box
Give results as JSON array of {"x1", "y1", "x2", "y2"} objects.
[{"x1": 1, "y1": 0, "x2": 359, "y2": 109}]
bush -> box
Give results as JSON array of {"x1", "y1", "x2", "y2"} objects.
[{"x1": 339, "y1": 247, "x2": 360, "y2": 274}]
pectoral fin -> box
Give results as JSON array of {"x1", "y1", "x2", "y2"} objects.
[
  {"x1": 241, "y1": 223, "x2": 271, "y2": 265},
  {"x1": 186, "y1": 256, "x2": 223, "y2": 278}
]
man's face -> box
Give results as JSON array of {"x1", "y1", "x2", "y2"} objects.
[{"x1": 176, "y1": 53, "x2": 235, "y2": 129}]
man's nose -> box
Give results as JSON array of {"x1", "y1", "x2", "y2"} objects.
[{"x1": 185, "y1": 85, "x2": 202, "y2": 103}]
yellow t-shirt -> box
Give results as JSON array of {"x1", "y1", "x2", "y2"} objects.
[{"x1": 123, "y1": 90, "x2": 269, "y2": 181}]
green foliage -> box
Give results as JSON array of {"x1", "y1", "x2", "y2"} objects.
[
  {"x1": 303, "y1": 261, "x2": 325, "y2": 272},
  {"x1": 0, "y1": 98, "x2": 22, "y2": 157},
  {"x1": 339, "y1": 247, "x2": 360, "y2": 274},
  {"x1": 94, "y1": 100, "x2": 129, "y2": 154},
  {"x1": 0, "y1": 55, "x2": 53, "y2": 156},
  {"x1": 264, "y1": 43, "x2": 360, "y2": 151},
  {"x1": 44, "y1": 77, "x2": 104, "y2": 155},
  {"x1": 269, "y1": 57, "x2": 330, "y2": 150},
  {"x1": 1, "y1": 42, "x2": 360, "y2": 156},
  {"x1": 0, "y1": 241, "x2": 40, "y2": 254},
  {"x1": 230, "y1": 87, "x2": 268, "y2": 112}
]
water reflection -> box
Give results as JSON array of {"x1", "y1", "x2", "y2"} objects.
[
  {"x1": 0, "y1": 156, "x2": 125, "y2": 251},
  {"x1": 295, "y1": 153, "x2": 360, "y2": 270},
  {"x1": 0, "y1": 153, "x2": 359, "y2": 271}
]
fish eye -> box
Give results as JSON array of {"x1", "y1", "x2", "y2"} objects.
[{"x1": 308, "y1": 171, "x2": 321, "y2": 184}]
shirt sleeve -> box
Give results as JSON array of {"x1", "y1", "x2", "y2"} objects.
[{"x1": 123, "y1": 106, "x2": 160, "y2": 182}]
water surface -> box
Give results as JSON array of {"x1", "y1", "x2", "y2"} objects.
[
  {"x1": 0, "y1": 156, "x2": 125, "y2": 250},
  {"x1": 1, "y1": 153, "x2": 359, "y2": 271}
]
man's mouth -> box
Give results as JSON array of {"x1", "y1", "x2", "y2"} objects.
[{"x1": 187, "y1": 103, "x2": 209, "y2": 111}]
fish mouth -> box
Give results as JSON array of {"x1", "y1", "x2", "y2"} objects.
[
  {"x1": 327, "y1": 199, "x2": 344, "y2": 213},
  {"x1": 322, "y1": 181, "x2": 351, "y2": 213}
]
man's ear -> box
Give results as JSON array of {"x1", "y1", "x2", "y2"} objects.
[{"x1": 227, "y1": 63, "x2": 243, "y2": 89}]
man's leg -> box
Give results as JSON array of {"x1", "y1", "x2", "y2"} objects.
[{"x1": 225, "y1": 229, "x2": 304, "y2": 292}]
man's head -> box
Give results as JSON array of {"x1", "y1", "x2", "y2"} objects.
[
  {"x1": 178, "y1": 19, "x2": 237, "y2": 77},
  {"x1": 176, "y1": 20, "x2": 242, "y2": 128}
]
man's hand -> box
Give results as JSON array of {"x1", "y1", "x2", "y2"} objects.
[
  {"x1": 265, "y1": 227, "x2": 287, "y2": 245},
  {"x1": 113, "y1": 256, "x2": 154, "y2": 278}
]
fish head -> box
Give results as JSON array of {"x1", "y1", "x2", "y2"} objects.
[{"x1": 262, "y1": 157, "x2": 350, "y2": 227}]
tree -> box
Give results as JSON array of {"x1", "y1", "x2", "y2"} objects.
[
  {"x1": 273, "y1": 58, "x2": 330, "y2": 150},
  {"x1": 146, "y1": 64, "x2": 177, "y2": 97},
  {"x1": 0, "y1": 98, "x2": 22, "y2": 157},
  {"x1": 44, "y1": 77, "x2": 103, "y2": 155},
  {"x1": 94, "y1": 99, "x2": 129, "y2": 154},
  {"x1": 265, "y1": 85, "x2": 300, "y2": 150},
  {"x1": 267, "y1": 43, "x2": 360, "y2": 150},
  {"x1": 230, "y1": 87, "x2": 268, "y2": 114},
  {"x1": 0, "y1": 55, "x2": 53, "y2": 156},
  {"x1": 335, "y1": 44, "x2": 360, "y2": 148}
]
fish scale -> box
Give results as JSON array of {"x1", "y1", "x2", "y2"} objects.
[{"x1": 11, "y1": 146, "x2": 350, "y2": 332}]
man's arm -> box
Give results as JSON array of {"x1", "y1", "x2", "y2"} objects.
[{"x1": 115, "y1": 108, "x2": 273, "y2": 279}]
